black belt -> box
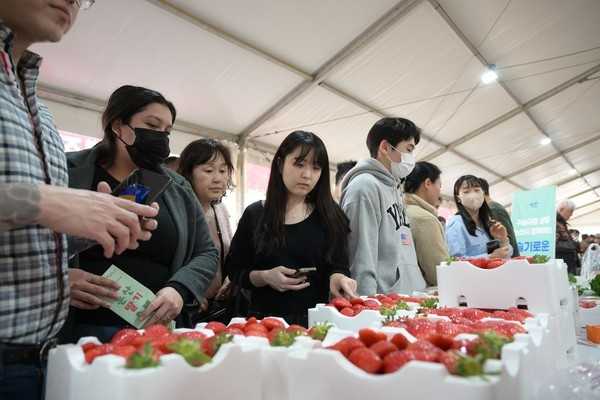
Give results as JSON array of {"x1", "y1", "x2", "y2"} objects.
[{"x1": 0, "y1": 338, "x2": 57, "y2": 366}]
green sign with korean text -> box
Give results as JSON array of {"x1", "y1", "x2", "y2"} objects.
[{"x1": 512, "y1": 186, "x2": 556, "y2": 258}]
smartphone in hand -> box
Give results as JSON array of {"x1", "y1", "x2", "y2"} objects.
[{"x1": 291, "y1": 267, "x2": 317, "y2": 278}]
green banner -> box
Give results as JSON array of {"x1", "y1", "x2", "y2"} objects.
[{"x1": 512, "y1": 186, "x2": 556, "y2": 258}]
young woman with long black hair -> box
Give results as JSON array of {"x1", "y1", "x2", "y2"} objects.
[
  {"x1": 225, "y1": 131, "x2": 357, "y2": 326},
  {"x1": 446, "y1": 175, "x2": 512, "y2": 258}
]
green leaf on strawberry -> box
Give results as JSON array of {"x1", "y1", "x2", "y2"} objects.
[
  {"x1": 126, "y1": 343, "x2": 160, "y2": 369},
  {"x1": 270, "y1": 330, "x2": 297, "y2": 347},
  {"x1": 308, "y1": 322, "x2": 333, "y2": 341},
  {"x1": 472, "y1": 331, "x2": 511, "y2": 360},
  {"x1": 168, "y1": 339, "x2": 212, "y2": 367}
]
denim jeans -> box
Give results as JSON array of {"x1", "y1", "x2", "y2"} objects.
[{"x1": 0, "y1": 362, "x2": 45, "y2": 400}]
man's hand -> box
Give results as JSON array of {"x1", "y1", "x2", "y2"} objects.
[
  {"x1": 69, "y1": 268, "x2": 120, "y2": 310},
  {"x1": 37, "y1": 183, "x2": 158, "y2": 258}
]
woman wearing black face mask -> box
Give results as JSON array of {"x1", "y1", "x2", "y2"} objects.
[{"x1": 59, "y1": 85, "x2": 218, "y2": 343}]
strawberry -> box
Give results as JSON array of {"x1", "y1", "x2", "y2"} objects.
[
  {"x1": 111, "y1": 329, "x2": 140, "y2": 346},
  {"x1": 426, "y1": 334, "x2": 454, "y2": 351},
  {"x1": 363, "y1": 299, "x2": 380, "y2": 309},
  {"x1": 267, "y1": 327, "x2": 284, "y2": 342},
  {"x1": 382, "y1": 350, "x2": 415, "y2": 373},
  {"x1": 348, "y1": 347, "x2": 382, "y2": 374},
  {"x1": 152, "y1": 334, "x2": 179, "y2": 354},
  {"x1": 178, "y1": 331, "x2": 206, "y2": 341},
  {"x1": 111, "y1": 345, "x2": 137, "y2": 359},
  {"x1": 224, "y1": 327, "x2": 244, "y2": 336},
  {"x1": 228, "y1": 323, "x2": 246, "y2": 331},
  {"x1": 439, "y1": 351, "x2": 484, "y2": 376},
  {"x1": 168, "y1": 339, "x2": 212, "y2": 367},
  {"x1": 352, "y1": 304, "x2": 366, "y2": 314},
  {"x1": 246, "y1": 317, "x2": 258, "y2": 325},
  {"x1": 308, "y1": 322, "x2": 333, "y2": 341},
  {"x1": 81, "y1": 342, "x2": 99, "y2": 353},
  {"x1": 350, "y1": 297, "x2": 365, "y2": 306},
  {"x1": 270, "y1": 330, "x2": 296, "y2": 347},
  {"x1": 130, "y1": 335, "x2": 153, "y2": 349},
  {"x1": 358, "y1": 329, "x2": 387, "y2": 347},
  {"x1": 205, "y1": 321, "x2": 227, "y2": 334},
  {"x1": 407, "y1": 339, "x2": 441, "y2": 354},
  {"x1": 340, "y1": 307, "x2": 355, "y2": 317},
  {"x1": 261, "y1": 318, "x2": 285, "y2": 331},
  {"x1": 126, "y1": 343, "x2": 160, "y2": 369},
  {"x1": 462, "y1": 308, "x2": 490, "y2": 321},
  {"x1": 407, "y1": 349, "x2": 440, "y2": 363},
  {"x1": 390, "y1": 334, "x2": 409, "y2": 350},
  {"x1": 243, "y1": 323, "x2": 268, "y2": 334},
  {"x1": 245, "y1": 329, "x2": 268, "y2": 338},
  {"x1": 201, "y1": 333, "x2": 233, "y2": 357},
  {"x1": 370, "y1": 340, "x2": 398, "y2": 358},
  {"x1": 144, "y1": 324, "x2": 170, "y2": 339},
  {"x1": 84, "y1": 344, "x2": 114, "y2": 364},
  {"x1": 470, "y1": 331, "x2": 511, "y2": 359},
  {"x1": 486, "y1": 259, "x2": 505, "y2": 269},
  {"x1": 331, "y1": 297, "x2": 352, "y2": 310},
  {"x1": 328, "y1": 337, "x2": 365, "y2": 357},
  {"x1": 286, "y1": 325, "x2": 308, "y2": 336}
]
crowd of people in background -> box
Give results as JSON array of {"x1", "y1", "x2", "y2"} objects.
[{"x1": 0, "y1": 2, "x2": 590, "y2": 400}]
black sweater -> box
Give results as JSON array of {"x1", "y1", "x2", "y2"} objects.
[{"x1": 225, "y1": 201, "x2": 350, "y2": 317}]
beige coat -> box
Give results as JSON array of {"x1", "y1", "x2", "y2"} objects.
[{"x1": 405, "y1": 193, "x2": 449, "y2": 286}]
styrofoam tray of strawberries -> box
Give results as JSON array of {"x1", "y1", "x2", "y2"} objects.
[
  {"x1": 45, "y1": 317, "x2": 327, "y2": 400},
  {"x1": 437, "y1": 258, "x2": 577, "y2": 366},
  {"x1": 282, "y1": 317, "x2": 553, "y2": 400},
  {"x1": 45, "y1": 339, "x2": 263, "y2": 400},
  {"x1": 308, "y1": 294, "x2": 432, "y2": 331}
]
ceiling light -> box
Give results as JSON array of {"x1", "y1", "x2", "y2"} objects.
[
  {"x1": 481, "y1": 65, "x2": 498, "y2": 84},
  {"x1": 540, "y1": 137, "x2": 552, "y2": 145}
]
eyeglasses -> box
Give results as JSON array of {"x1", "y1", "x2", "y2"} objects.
[{"x1": 73, "y1": 0, "x2": 95, "y2": 10}]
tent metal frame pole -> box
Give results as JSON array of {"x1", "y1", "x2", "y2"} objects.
[
  {"x1": 427, "y1": 0, "x2": 600, "y2": 195},
  {"x1": 489, "y1": 132, "x2": 600, "y2": 185},
  {"x1": 323, "y1": 84, "x2": 525, "y2": 189},
  {"x1": 571, "y1": 203, "x2": 600, "y2": 221},
  {"x1": 236, "y1": 145, "x2": 247, "y2": 217},
  {"x1": 235, "y1": 0, "x2": 424, "y2": 146},
  {"x1": 503, "y1": 165, "x2": 600, "y2": 208}
]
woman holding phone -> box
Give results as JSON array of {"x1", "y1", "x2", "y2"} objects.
[
  {"x1": 61, "y1": 85, "x2": 218, "y2": 342},
  {"x1": 446, "y1": 175, "x2": 512, "y2": 259},
  {"x1": 225, "y1": 131, "x2": 357, "y2": 326}
]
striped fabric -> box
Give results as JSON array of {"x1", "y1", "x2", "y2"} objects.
[{"x1": 0, "y1": 23, "x2": 70, "y2": 344}]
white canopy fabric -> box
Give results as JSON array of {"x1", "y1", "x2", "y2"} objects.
[{"x1": 32, "y1": 0, "x2": 600, "y2": 229}]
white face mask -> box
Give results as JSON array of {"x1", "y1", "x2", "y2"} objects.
[
  {"x1": 459, "y1": 191, "x2": 485, "y2": 211},
  {"x1": 388, "y1": 148, "x2": 416, "y2": 179}
]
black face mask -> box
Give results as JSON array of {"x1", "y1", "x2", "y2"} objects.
[{"x1": 118, "y1": 126, "x2": 170, "y2": 171}]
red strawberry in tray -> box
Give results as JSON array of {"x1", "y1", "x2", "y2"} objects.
[
  {"x1": 348, "y1": 347, "x2": 382, "y2": 374},
  {"x1": 111, "y1": 329, "x2": 140, "y2": 346},
  {"x1": 331, "y1": 297, "x2": 352, "y2": 310},
  {"x1": 382, "y1": 350, "x2": 416, "y2": 373},
  {"x1": 358, "y1": 328, "x2": 387, "y2": 347}
]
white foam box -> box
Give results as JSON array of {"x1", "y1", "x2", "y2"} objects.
[
  {"x1": 281, "y1": 322, "x2": 552, "y2": 400},
  {"x1": 437, "y1": 258, "x2": 576, "y2": 366},
  {"x1": 45, "y1": 341, "x2": 262, "y2": 400},
  {"x1": 308, "y1": 299, "x2": 418, "y2": 331}
]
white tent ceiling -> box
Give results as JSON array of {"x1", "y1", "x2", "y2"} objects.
[{"x1": 33, "y1": 0, "x2": 600, "y2": 228}]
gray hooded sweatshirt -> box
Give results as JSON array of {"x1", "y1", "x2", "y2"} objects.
[{"x1": 340, "y1": 158, "x2": 426, "y2": 295}]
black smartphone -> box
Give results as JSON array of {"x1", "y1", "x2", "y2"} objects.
[
  {"x1": 486, "y1": 239, "x2": 501, "y2": 254},
  {"x1": 112, "y1": 168, "x2": 171, "y2": 205},
  {"x1": 68, "y1": 169, "x2": 171, "y2": 259},
  {"x1": 291, "y1": 267, "x2": 317, "y2": 278}
]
